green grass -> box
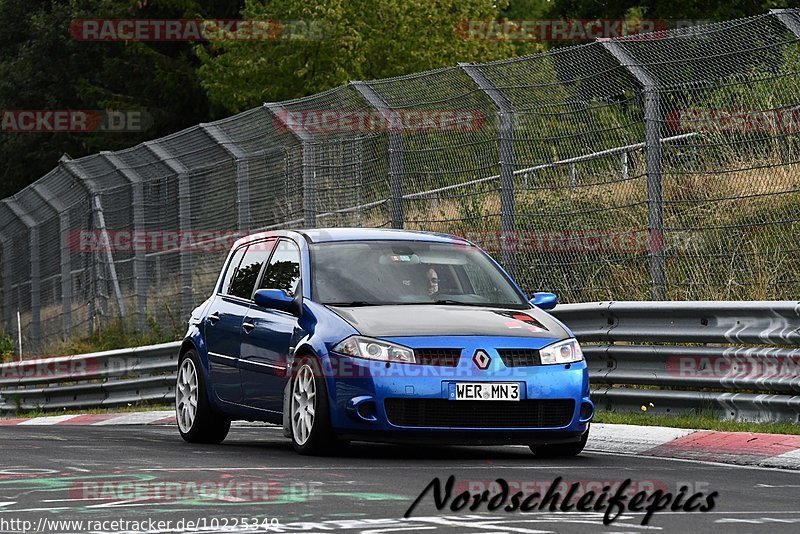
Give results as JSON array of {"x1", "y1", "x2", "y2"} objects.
[{"x1": 594, "y1": 409, "x2": 800, "y2": 435}]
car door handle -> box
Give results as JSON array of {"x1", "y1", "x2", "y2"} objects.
[
  {"x1": 207, "y1": 313, "x2": 220, "y2": 325},
  {"x1": 242, "y1": 322, "x2": 255, "y2": 333}
]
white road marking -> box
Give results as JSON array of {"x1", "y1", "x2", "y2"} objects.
[
  {"x1": 92, "y1": 412, "x2": 175, "y2": 425},
  {"x1": 587, "y1": 424, "x2": 695, "y2": 454},
  {"x1": 760, "y1": 448, "x2": 800, "y2": 469},
  {"x1": 18, "y1": 415, "x2": 78, "y2": 425},
  {"x1": 406, "y1": 516, "x2": 552, "y2": 533}
]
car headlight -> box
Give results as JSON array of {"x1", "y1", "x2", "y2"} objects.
[
  {"x1": 332, "y1": 336, "x2": 416, "y2": 364},
  {"x1": 540, "y1": 338, "x2": 583, "y2": 365}
]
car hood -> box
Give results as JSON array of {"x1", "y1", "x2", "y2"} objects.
[{"x1": 326, "y1": 304, "x2": 571, "y2": 339}]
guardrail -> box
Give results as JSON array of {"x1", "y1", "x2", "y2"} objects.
[
  {"x1": 1, "y1": 302, "x2": 799, "y2": 422},
  {"x1": 0, "y1": 341, "x2": 180, "y2": 412},
  {"x1": 552, "y1": 301, "x2": 800, "y2": 422}
]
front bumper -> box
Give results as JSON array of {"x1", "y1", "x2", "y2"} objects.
[{"x1": 322, "y1": 336, "x2": 592, "y2": 443}]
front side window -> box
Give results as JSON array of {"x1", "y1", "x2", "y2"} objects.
[
  {"x1": 259, "y1": 239, "x2": 301, "y2": 296},
  {"x1": 228, "y1": 241, "x2": 273, "y2": 299},
  {"x1": 311, "y1": 240, "x2": 526, "y2": 308},
  {"x1": 219, "y1": 246, "x2": 246, "y2": 294}
]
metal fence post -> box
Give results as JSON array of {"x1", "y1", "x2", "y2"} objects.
[
  {"x1": 60, "y1": 158, "x2": 127, "y2": 320},
  {"x1": 101, "y1": 152, "x2": 147, "y2": 332},
  {"x1": 459, "y1": 64, "x2": 517, "y2": 277},
  {"x1": 350, "y1": 81, "x2": 405, "y2": 229},
  {"x1": 200, "y1": 124, "x2": 251, "y2": 233},
  {"x1": 771, "y1": 8, "x2": 800, "y2": 37},
  {"x1": 1, "y1": 199, "x2": 39, "y2": 351},
  {"x1": 0, "y1": 234, "x2": 12, "y2": 334},
  {"x1": 144, "y1": 141, "x2": 193, "y2": 318},
  {"x1": 30, "y1": 183, "x2": 72, "y2": 341},
  {"x1": 621, "y1": 151, "x2": 629, "y2": 180},
  {"x1": 265, "y1": 104, "x2": 316, "y2": 228},
  {"x1": 599, "y1": 41, "x2": 666, "y2": 300}
]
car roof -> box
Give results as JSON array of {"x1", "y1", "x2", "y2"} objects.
[
  {"x1": 300, "y1": 228, "x2": 469, "y2": 244},
  {"x1": 230, "y1": 228, "x2": 470, "y2": 249}
]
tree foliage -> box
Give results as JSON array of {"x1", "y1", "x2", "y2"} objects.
[
  {"x1": 0, "y1": 0, "x2": 242, "y2": 199},
  {"x1": 197, "y1": 0, "x2": 530, "y2": 111}
]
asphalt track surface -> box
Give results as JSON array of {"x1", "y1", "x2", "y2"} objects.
[{"x1": 1, "y1": 424, "x2": 799, "y2": 533}]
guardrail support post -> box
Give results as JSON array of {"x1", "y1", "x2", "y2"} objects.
[
  {"x1": 30, "y1": 183, "x2": 72, "y2": 341},
  {"x1": 200, "y1": 124, "x2": 251, "y2": 233},
  {"x1": 1, "y1": 200, "x2": 39, "y2": 352},
  {"x1": 459, "y1": 64, "x2": 517, "y2": 277},
  {"x1": 265, "y1": 104, "x2": 316, "y2": 228},
  {"x1": 144, "y1": 142, "x2": 193, "y2": 318},
  {"x1": 101, "y1": 152, "x2": 147, "y2": 332},
  {"x1": 599, "y1": 41, "x2": 666, "y2": 300},
  {"x1": 350, "y1": 82, "x2": 405, "y2": 229}
]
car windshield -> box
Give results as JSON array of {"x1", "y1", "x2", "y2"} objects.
[{"x1": 311, "y1": 240, "x2": 527, "y2": 308}]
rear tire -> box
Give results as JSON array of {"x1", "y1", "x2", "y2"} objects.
[
  {"x1": 529, "y1": 427, "x2": 589, "y2": 457},
  {"x1": 176, "y1": 349, "x2": 230, "y2": 444},
  {"x1": 290, "y1": 355, "x2": 338, "y2": 455}
]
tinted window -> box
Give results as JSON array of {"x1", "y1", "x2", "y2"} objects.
[
  {"x1": 219, "y1": 246, "x2": 246, "y2": 294},
  {"x1": 228, "y1": 241, "x2": 273, "y2": 299},
  {"x1": 259, "y1": 240, "x2": 301, "y2": 296}
]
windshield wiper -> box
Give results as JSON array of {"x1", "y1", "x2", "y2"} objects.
[
  {"x1": 325, "y1": 301, "x2": 380, "y2": 307},
  {"x1": 432, "y1": 299, "x2": 472, "y2": 306}
]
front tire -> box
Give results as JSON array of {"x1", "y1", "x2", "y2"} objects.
[
  {"x1": 529, "y1": 427, "x2": 589, "y2": 457},
  {"x1": 176, "y1": 349, "x2": 230, "y2": 444},
  {"x1": 290, "y1": 355, "x2": 337, "y2": 455}
]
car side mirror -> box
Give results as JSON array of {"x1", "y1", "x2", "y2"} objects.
[
  {"x1": 254, "y1": 289, "x2": 302, "y2": 316},
  {"x1": 529, "y1": 292, "x2": 557, "y2": 310}
]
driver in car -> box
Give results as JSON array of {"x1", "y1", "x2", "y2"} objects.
[{"x1": 426, "y1": 267, "x2": 439, "y2": 297}]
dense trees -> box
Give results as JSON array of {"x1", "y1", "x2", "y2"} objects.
[{"x1": 0, "y1": 0, "x2": 783, "y2": 198}]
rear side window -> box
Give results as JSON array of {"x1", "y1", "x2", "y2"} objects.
[
  {"x1": 258, "y1": 239, "x2": 301, "y2": 297},
  {"x1": 219, "y1": 246, "x2": 246, "y2": 294},
  {"x1": 228, "y1": 241, "x2": 274, "y2": 299}
]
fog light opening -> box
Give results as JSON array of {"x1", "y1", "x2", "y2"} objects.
[
  {"x1": 580, "y1": 402, "x2": 594, "y2": 420},
  {"x1": 357, "y1": 401, "x2": 376, "y2": 420}
]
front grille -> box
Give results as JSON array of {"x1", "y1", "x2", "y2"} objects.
[
  {"x1": 415, "y1": 348, "x2": 461, "y2": 367},
  {"x1": 384, "y1": 398, "x2": 574, "y2": 428},
  {"x1": 497, "y1": 349, "x2": 540, "y2": 367}
]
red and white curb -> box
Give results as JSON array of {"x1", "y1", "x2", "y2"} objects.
[
  {"x1": 0, "y1": 410, "x2": 176, "y2": 426},
  {"x1": 589, "y1": 423, "x2": 800, "y2": 469},
  {"x1": 3, "y1": 412, "x2": 800, "y2": 469}
]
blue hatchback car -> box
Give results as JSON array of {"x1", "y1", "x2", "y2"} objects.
[{"x1": 175, "y1": 228, "x2": 593, "y2": 455}]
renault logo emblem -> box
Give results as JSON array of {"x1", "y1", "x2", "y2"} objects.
[{"x1": 473, "y1": 350, "x2": 491, "y2": 370}]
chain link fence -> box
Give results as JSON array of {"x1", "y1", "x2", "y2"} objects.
[{"x1": 2, "y1": 10, "x2": 800, "y2": 352}]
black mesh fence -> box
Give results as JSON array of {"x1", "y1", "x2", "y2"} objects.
[{"x1": 1, "y1": 10, "x2": 799, "y2": 352}]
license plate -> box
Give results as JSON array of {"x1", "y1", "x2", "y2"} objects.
[{"x1": 452, "y1": 382, "x2": 520, "y2": 401}]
